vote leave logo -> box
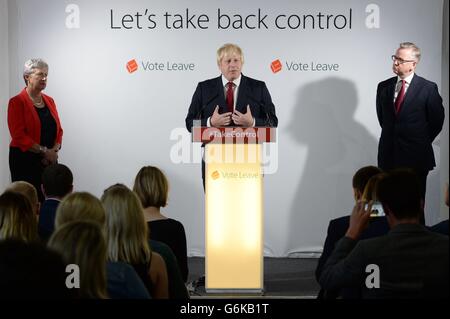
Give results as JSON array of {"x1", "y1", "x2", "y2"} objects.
[
  {"x1": 126, "y1": 59, "x2": 138, "y2": 73},
  {"x1": 270, "y1": 59, "x2": 282, "y2": 73},
  {"x1": 211, "y1": 171, "x2": 220, "y2": 180}
]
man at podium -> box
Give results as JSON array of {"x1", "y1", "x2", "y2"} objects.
[
  {"x1": 185, "y1": 43, "x2": 278, "y2": 131},
  {"x1": 185, "y1": 43, "x2": 278, "y2": 187}
]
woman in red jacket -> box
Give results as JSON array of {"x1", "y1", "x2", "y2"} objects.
[{"x1": 8, "y1": 59, "x2": 63, "y2": 202}]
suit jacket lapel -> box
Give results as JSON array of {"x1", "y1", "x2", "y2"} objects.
[
  {"x1": 399, "y1": 74, "x2": 420, "y2": 116},
  {"x1": 20, "y1": 88, "x2": 40, "y2": 123},
  {"x1": 213, "y1": 76, "x2": 227, "y2": 113},
  {"x1": 235, "y1": 75, "x2": 247, "y2": 113},
  {"x1": 386, "y1": 77, "x2": 396, "y2": 116}
]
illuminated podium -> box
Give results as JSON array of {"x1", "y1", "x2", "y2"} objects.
[{"x1": 192, "y1": 126, "x2": 276, "y2": 293}]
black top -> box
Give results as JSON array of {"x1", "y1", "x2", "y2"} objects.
[
  {"x1": 148, "y1": 219, "x2": 188, "y2": 282},
  {"x1": 34, "y1": 104, "x2": 56, "y2": 148},
  {"x1": 131, "y1": 254, "x2": 153, "y2": 297}
]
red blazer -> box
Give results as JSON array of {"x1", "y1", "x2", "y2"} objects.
[{"x1": 8, "y1": 88, "x2": 63, "y2": 152}]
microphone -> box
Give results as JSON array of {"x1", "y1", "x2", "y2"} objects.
[
  {"x1": 246, "y1": 95, "x2": 273, "y2": 127},
  {"x1": 195, "y1": 93, "x2": 219, "y2": 124}
]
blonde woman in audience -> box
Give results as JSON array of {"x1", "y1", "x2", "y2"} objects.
[
  {"x1": 0, "y1": 191, "x2": 39, "y2": 242},
  {"x1": 133, "y1": 166, "x2": 189, "y2": 282},
  {"x1": 6, "y1": 181, "x2": 40, "y2": 215},
  {"x1": 48, "y1": 220, "x2": 108, "y2": 299},
  {"x1": 102, "y1": 184, "x2": 169, "y2": 299},
  {"x1": 55, "y1": 192, "x2": 105, "y2": 229}
]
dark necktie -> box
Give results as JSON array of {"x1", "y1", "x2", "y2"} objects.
[
  {"x1": 395, "y1": 80, "x2": 406, "y2": 114},
  {"x1": 226, "y1": 82, "x2": 234, "y2": 113}
]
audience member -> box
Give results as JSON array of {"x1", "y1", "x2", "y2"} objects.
[
  {"x1": 102, "y1": 184, "x2": 169, "y2": 299},
  {"x1": 316, "y1": 166, "x2": 388, "y2": 298},
  {"x1": 150, "y1": 239, "x2": 190, "y2": 299},
  {"x1": 54, "y1": 192, "x2": 104, "y2": 229},
  {"x1": 0, "y1": 239, "x2": 71, "y2": 299},
  {"x1": 0, "y1": 191, "x2": 38, "y2": 242},
  {"x1": 106, "y1": 261, "x2": 151, "y2": 299},
  {"x1": 6, "y1": 181, "x2": 40, "y2": 215},
  {"x1": 39, "y1": 163, "x2": 73, "y2": 241},
  {"x1": 319, "y1": 169, "x2": 449, "y2": 298},
  {"x1": 52, "y1": 189, "x2": 149, "y2": 299},
  {"x1": 48, "y1": 220, "x2": 108, "y2": 298},
  {"x1": 133, "y1": 166, "x2": 189, "y2": 282}
]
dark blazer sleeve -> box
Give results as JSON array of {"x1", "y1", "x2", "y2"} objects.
[
  {"x1": 185, "y1": 83, "x2": 205, "y2": 132},
  {"x1": 426, "y1": 82, "x2": 444, "y2": 141},
  {"x1": 254, "y1": 82, "x2": 278, "y2": 127},
  {"x1": 376, "y1": 82, "x2": 383, "y2": 127},
  {"x1": 319, "y1": 237, "x2": 366, "y2": 291}
]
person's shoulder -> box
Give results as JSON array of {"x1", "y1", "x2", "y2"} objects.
[
  {"x1": 413, "y1": 74, "x2": 438, "y2": 88},
  {"x1": 329, "y1": 215, "x2": 350, "y2": 228},
  {"x1": 378, "y1": 76, "x2": 397, "y2": 87},
  {"x1": 167, "y1": 218, "x2": 185, "y2": 229},
  {"x1": 198, "y1": 76, "x2": 221, "y2": 87},
  {"x1": 8, "y1": 89, "x2": 27, "y2": 104},
  {"x1": 107, "y1": 260, "x2": 134, "y2": 274},
  {"x1": 242, "y1": 75, "x2": 265, "y2": 87}
]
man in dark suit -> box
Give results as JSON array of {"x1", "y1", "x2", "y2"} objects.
[
  {"x1": 319, "y1": 169, "x2": 449, "y2": 298},
  {"x1": 38, "y1": 163, "x2": 73, "y2": 242},
  {"x1": 376, "y1": 42, "x2": 444, "y2": 202},
  {"x1": 315, "y1": 166, "x2": 389, "y2": 299},
  {"x1": 185, "y1": 43, "x2": 278, "y2": 186}
]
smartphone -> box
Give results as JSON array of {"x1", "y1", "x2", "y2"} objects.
[{"x1": 369, "y1": 201, "x2": 385, "y2": 217}]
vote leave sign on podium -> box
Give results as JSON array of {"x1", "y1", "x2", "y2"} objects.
[{"x1": 192, "y1": 126, "x2": 277, "y2": 294}]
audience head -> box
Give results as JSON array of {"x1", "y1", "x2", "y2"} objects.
[
  {"x1": 0, "y1": 239, "x2": 72, "y2": 299},
  {"x1": 376, "y1": 169, "x2": 422, "y2": 221},
  {"x1": 361, "y1": 173, "x2": 386, "y2": 202},
  {"x1": 55, "y1": 192, "x2": 105, "y2": 229},
  {"x1": 48, "y1": 221, "x2": 108, "y2": 299},
  {"x1": 6, "y1": 181, "x2": 39, "y2": 215},
  {"x1": 0, "y1": 191, "x2": 38, "y2": 242},
  {"x1": 41, "y1": 163, "x2": 73, "y2": 199},
  {"x1": 352, "y1": 166, "x2": 383, "y2": 201},
  {"x1": 133, "y1": 166, "x2": 169, "y2": 209},
  {"x1": 101, "y1": 184, "x2": 151, "y2": 265}
]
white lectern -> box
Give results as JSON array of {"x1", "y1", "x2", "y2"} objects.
[{"x1": 192, "y1": 127, "x2": 276, "y2": 294}]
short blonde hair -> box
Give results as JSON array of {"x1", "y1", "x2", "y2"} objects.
[
  {"x1": 217, "y1": 43, "x2": 244, "y2": 65},
  {"x1": 6, "y1": 181, "x2": 39, "y2": 209},
  {"x1": 101, "y1": 184, "x2": 151, "y2": 265},
  {"x1": 48, "y1": 221, "x2": 108, "y2": 299},
  {"x1": 0, "y1": 191, "x2": 38, "y2": 242},
  {"x1": 133, "y1": 166, "x2": 169, "y2": 208},
  {"x1": 55, "y1": 192, "x2": 105, "y2": 229}
]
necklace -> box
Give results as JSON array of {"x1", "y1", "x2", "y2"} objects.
[{"x1": 29, "y1": 94, "x2": 44, "y2": 107}]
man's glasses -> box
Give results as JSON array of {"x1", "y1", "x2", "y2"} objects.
[{"x1": 391, "y1": 55, "x2": 416, "y2": 64}]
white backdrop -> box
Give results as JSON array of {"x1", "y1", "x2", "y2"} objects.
[{"x1": 1, "y1": 0, "x2": 447, "y2": 257}]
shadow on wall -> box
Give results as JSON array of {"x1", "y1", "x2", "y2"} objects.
[{"x1": 286, "y1": 77, "x2": 378, "y2": 255}]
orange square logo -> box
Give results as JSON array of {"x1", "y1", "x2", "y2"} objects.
[
  {"x1": 211, "y1": 170, "x2": 220, "y2": 180},
  {"x1": 270, "y1": 59, "x2": 282, "y2": 73},
  {"x1": 126, "y1": 59, "x2": 138, "y2": 73}
]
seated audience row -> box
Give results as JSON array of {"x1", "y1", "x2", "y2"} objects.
[
  {"x1": 0, "y1": 163, "x2": 190, "y2": 299},
  {"x1": 317, "y1": 168, "x2": 449, "y2": 299}
]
